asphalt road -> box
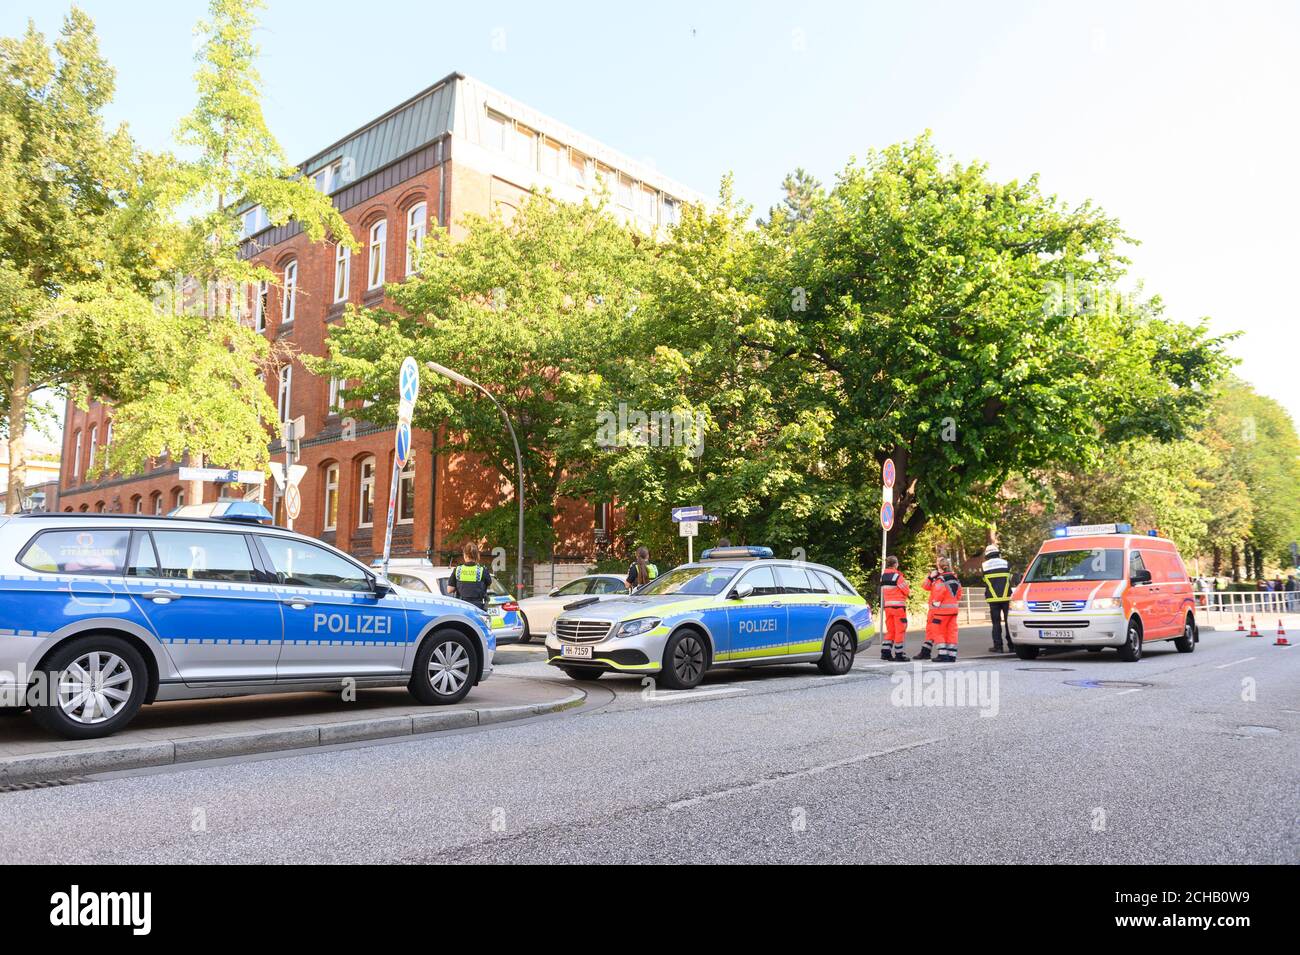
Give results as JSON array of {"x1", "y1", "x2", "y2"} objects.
[{"x1": 0, "y1": 629, "x2": 1295, "y2": 864}]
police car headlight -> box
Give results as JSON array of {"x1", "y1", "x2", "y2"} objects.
[
  {"x1": 1009, "y1": 599, "x2": 1027, "y2": 611},
  {"x1": 613, "y1": 617, "x2": 660, "y2": 639},
  {"x1": 1091, "y1": 597, "x2": 1121, "y2": 610}
]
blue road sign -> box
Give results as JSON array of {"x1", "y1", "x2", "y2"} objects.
[
  {"x1": 880, "y1": 502, "x2": 895, "y2": 531},
  {"x1": 399, "y1": 356, "x2": 420, "y2": 406},
  {"x1": 672, "y1": 505, "x2": 704, "y2": 522},
  {"x1": 395, "y1": 420, "x2": 411, "y2": 468}
]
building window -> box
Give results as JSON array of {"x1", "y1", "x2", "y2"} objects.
[
  {"x1": 616, "y1": 174, "x2": 633, "y2": 209},
  {"x1": 638, "y1": 186, "x2": 657, "y2": 223},
  {"x1": 94, "y1": 501, "x2": 105, "y2": 513},
  {"x1": 662, "y1": 197, "x2": 680, "y2": 227},
  {"x1": 368, "y1": 220, "x2": 387, "y2": 290},
  {"x1": 569, "y1": 151, "x2": 589, "y2": 188},
  {"x1": 173, "y1": 488, "x2": 185, "y2": 510},
  {"x1": 405, "y1": 202, "x2": 427, "y2": 276},
  {"x1": 323, "y1": 464, "x2": 340, "y2": 531},
  {"x1": 333, "y1": 243, "x2": 350, "y2": 303},
  {"x1": 242, "y1": 205, "x2": 267, "y2": 237},
  {"x1": 152, "y1": 493, "x2": 163, "y2": 515},
  {"x1": 72, "y1": 431, "x2": 81, "y2": 479},
  {"x1": 105, "y1": 420, "x2": 113, "y2": 447},
  {"x1": 398, "y1": 458, "x2": 416, "y2": 524},
  {"x1": 132, "y1": 495, "x2": 143, "y2": 514},
  {"x1": 88, "y1": 425, "x2": 99, "y2": 473},
  {"x1": 358, "y1": 457, "x2": 376, "y2": 527},
  {"x1": 540, "y1": 138, "x2": 562, "y2": 178},
  {"x1": 312, "y1": 160, "x2": 341, "y2": 193},
  {"x1": 282, "y1": 260, "x2": 297, "y2": 323},
  {"x1": 277, "y1": 365, "x2": 292, "y2": 425},
  {"x1": 327, "y1": 377, "x2": 344, "y2": 415},
  {"x1": 485, "y1": 109, "x2": 510, "y2": 151},
  {"x1": 252, "y1": 278, "x2": 268, "y2": 331},
  {"x1": 511, "y1": 123, "x2": 536, "y2": 167}
]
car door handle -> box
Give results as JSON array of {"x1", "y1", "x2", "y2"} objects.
[
  {"x1": 141, "y1": 589, "x2": 182, "y2": 604},
  {"x1": 282, "y1": 598, "x2": 314, "y2": 609}
]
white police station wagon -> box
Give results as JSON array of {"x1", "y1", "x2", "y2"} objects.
[{"x1": 0, "y1": 505, "x2": 495, "y2": 739}]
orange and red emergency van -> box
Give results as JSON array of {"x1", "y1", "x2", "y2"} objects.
[{"x1": 1008, "y1": 523, "x2": 1197, "y2": 662}]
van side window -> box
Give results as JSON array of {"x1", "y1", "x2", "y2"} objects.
[
  {"x1": 1129, "y1": 551, "x2": 1148, "y2": 580},
  {"x1": 18, "y1": 529, "x2": 129, "y2": 575}
]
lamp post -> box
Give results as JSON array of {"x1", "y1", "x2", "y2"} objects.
[{"x1": 426, "y1": 361, "x2": 526, "y2": 597}]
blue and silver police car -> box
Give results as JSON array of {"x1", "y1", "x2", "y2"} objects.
[
  {"x1": 0, "y1": 505, "x2": 495, "y2": 739},
  {"x1": 544, "y1": 546, "x2": 874, "y2": 688}
]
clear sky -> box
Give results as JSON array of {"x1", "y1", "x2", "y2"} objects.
[{"x1": 7, "y1": 0, "x2": 1298, "y2": 425}]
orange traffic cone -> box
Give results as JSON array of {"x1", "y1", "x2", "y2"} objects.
[
  {"x1": 1276, "y1": 620, "x2": 1290, "y2": 647},
  {"x1": 1236, "y1": 613, "x2": 1245, "y2": 632},
  {"x1": 1247, "y1": 615, "x2": 1261, "y2": 637}
]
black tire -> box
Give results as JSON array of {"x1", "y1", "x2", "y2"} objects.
[
  {"x1": 517, "y1": 612, "x2": 532, "y2": 645},
  {"x1": 1015, "y1": 644, "x2": 1041, "y2": 660},
  {"x1": 656, "y1": 630, "x2": 707, "y2": 690},
  {"x1": 818, "y1": 626, "x2": 856, "y2": 675},
  {"x1": 559, "y1": 666, "x2": 603, "y2": 681},
  {"x1": 1117, "y1": 618, "x2": 1144, "y2": 662},
  {"x1": 409, "y1": 629, "x2": 477, "y2": 705},
  {"x1": 29, "y1": 635, "x2": 148, "y2": 740},
  {"x1": 1174, "y1": 614, "x2": 1196, "y2": 653}
]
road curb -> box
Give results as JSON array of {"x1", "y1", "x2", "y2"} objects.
[{"x1": 0, "y1": 688, "x2": 585, "y2": 785}]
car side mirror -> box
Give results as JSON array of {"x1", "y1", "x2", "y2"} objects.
[
  {"x1": 548, "y1": 589, "x2": 560, "y2": 597},
  {"x1": 372, "y1": 577, "x2": 395, "y2": 598},
  {"x1": 730, "y1": 586, "x2": 752, "y2": 600},
  {"x1": 1130, "y1": 569, "x2": 1152, "y2": 585}
]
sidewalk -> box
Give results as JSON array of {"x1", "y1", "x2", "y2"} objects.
[{"x1": 0, "y1": 673, "x2": 583, "y2": 785}]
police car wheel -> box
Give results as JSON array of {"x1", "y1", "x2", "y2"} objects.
[
  {"x1": 658, "y1": 631, "x2": 707, "y2": 690},
  {"x1": 1117, "y1": 619, "x2": 1143, "y2": 662},
  {"x1": 818, "y1": 626, "x2": 856, "y2": 675},
  {"x1": 1174, "y1": 616, "x2": 1196, "y2": 653},
  {"x1": 409, "y1": 630, "x2": 477, "y2": 705},
  {"x1": 1014, "y1": 644, "x2": 1040, "y2": 660},
  {"x1": 559, "y1": 666, "x2": 602, "y2": 681},
  {"x1": 30, "y1": 635, "x2": 148, "y2": 740},
  {"x1": 518, "y1": 613, "x2": 533, "y2": 644}
]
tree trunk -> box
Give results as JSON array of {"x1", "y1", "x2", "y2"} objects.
[{"x1": 5, "y1": 357, "x2": 31, "y2": 514}]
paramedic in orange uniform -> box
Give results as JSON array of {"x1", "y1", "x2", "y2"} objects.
[
  {"x1": 919, "y1": 557, "x2": 962, "y2": 662},
  {"x1": 880, "y1": 556, "x2": 910, "y2": 661}
]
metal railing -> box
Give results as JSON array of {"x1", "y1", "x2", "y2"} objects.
[{"x1": 1199, "y1": 591, "x2": 1300, "y2": 622}]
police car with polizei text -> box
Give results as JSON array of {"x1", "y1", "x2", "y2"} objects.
[
  {"x1": 544, "y1": 546, "x2": 875, "y2": 688},
  {"x1": 0, "y1": 505, "x2": 494, "y2": 739}
]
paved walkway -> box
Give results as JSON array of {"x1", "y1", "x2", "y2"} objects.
[{"x1": 0, "y1": 672, "x2": 582, "y2": 783}]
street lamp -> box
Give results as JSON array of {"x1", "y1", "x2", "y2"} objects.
[{"x1": 426, "y1": 361, "x2": 526, "y2": 598}]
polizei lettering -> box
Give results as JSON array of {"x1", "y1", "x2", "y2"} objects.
[
  {"x1": 738, "y1": 618, "x2": 778, "y2": 634},
  {"x1": 312, "y1": 613, "x2": 393, "y2": 636}
]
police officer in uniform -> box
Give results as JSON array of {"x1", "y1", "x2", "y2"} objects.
[
  {"x1": 452, "y1": 541, "x2": 493, "y2": 610},
  {"x1": 626, "y1": 546, "x2": 658, "y2": 592},
  {"x1": 981, "y1": 544, "x2": 1014, "y2": 653}
]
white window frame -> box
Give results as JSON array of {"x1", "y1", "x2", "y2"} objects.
[
  {"x1": 398, "y1": 458, "x2": 416, "y2": 524},
  {"x1": 405, "y1": 202, "x2": 427, "y2": 276},
  {"x1": 570, "y1": 151, "x2": 589, "y2": 188},
  {"x1": 153, "y1": 493, "x2": 163, "y2": 515},
  {"x1": 327, "y1": 377, "x2": 344, "y2": 415},
  {"x1": 333, "y1": 244, "x2": 350, "y2": 303},
  {"x1": 133, "y1": 496, "x2": 143, "y2": 515},
  {"x1": 277, "y1": 365, "x2": 292, "y2": 425},
  {"x1": 88, "y1": 425, "x2": 98, "y2": 473},
  {"x1": 368, "y1": 220, "x2": 387, "y2": 290},
  {"x1": 282, "y1": 261, "x2": 297, "y2": 323},
  {"x1": 72, "y1": 431, "x2": 82, "y2": 479},
  {"x1": 253, "y1": 278, "x2": 268, "y2": 331},
  {"x1": 323, "y1": 464, "x2": 339, "y2": 532},
  {"x1": 358, "y1": 457, "x2": 376, "y2": 528},
  {"x1": 173, "y1": 489, "x2": 185, "y2": 509}
]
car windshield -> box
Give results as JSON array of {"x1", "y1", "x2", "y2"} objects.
[
  {"x1": 636, "y1": 564, "x2": 739, "y2": 596},
  {"x1": 1026, "y1": 548, "x2": 1124, "y2": 582}
]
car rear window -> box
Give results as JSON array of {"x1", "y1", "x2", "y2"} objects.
[{"x1": 19, "y1": 529, "x2": 129, "y2": 575}]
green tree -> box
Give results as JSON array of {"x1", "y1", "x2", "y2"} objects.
[
  {"x1": 0, "y1": 8, "x2": 149, "y2": 510},
  {"x1": 312, "y1": 192, "x2": 651, "y2": 574},
  {"x1": 759, "y1": 167, "x2": 822, "y2": 233}
]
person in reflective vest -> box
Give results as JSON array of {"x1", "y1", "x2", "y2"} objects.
[
  {"x1": 919, "y1": 557, "x2": 962, "y2": 662},
  {"x1": 880, "y1": 556, "x2": 910, "y2": 661},
  {"x1": 981, "y1": 544, "x2": 1014, "y2": 653},
  {"x1": 626, "y1": 546, "x2": 658, "y2": 591},
  {"x1": 453, "y1": 541, "x2": 492, "y2": 610}
]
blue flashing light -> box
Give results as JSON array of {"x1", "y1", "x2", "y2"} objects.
[
  {"x1": 700, "y1": 545, "x2": 774, "y2": 560},
  {"x1": 171, "y1": 501, "x2": 274, "y2": 524},
  {"x1": 1147, "y1": 529, "x2": 1158, "y2": 537}
]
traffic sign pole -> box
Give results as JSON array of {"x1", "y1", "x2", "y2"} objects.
[
  {"x1": 382, "y1": 359, "x2": 420, "y2": 578},
  {"x1": 879, "y1": 459, "x2": 896, "y2": 627}
]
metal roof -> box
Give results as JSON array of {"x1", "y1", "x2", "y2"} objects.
[{"x1": 298, "y1": 72, "x2": 460, "y2": 191}]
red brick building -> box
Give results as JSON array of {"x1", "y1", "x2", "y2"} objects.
[{"x1": 55, "y1": 73, "x2": 703, "y2": 580}]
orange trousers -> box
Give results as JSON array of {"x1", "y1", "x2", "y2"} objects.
[
  {"x1": 884, "y1": 608, "x2": 908, "y2": 650},
  {"x1": 924, "y1": 613, "x2": 959, "y2": 660}
]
